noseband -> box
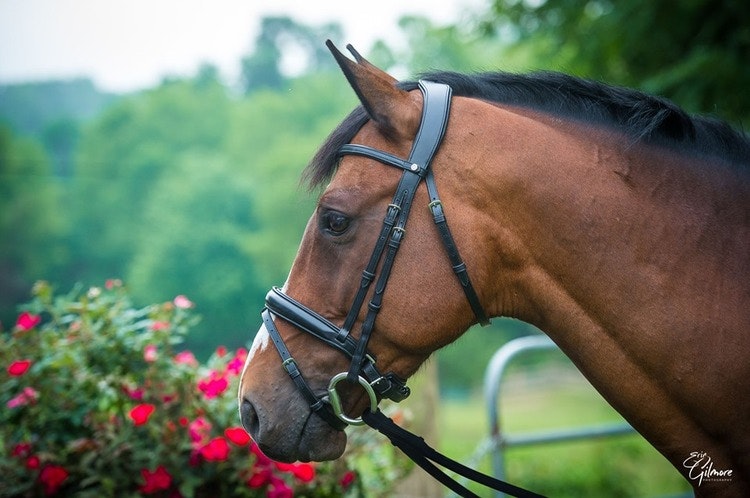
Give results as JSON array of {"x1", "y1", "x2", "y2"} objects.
[{"x1": 261, "y1": 80, "x2": 489, "y2": 429}]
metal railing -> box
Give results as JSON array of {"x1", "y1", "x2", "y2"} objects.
[{"x1": 483, "y1": 335, "x2": 636, "y2": 498}]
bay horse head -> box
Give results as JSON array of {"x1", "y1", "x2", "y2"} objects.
[
  {"x1": 238, "y1": 42, "x2": 491, "y2": 462},
  {"x1": 239, "y1": 41, "x2": 750, "y2": 497}
]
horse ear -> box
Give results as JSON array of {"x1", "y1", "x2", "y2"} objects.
[{"x1": 326, "y1": 40, "x2": 420, "y2": 140}]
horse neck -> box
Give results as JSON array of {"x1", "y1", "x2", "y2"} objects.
[
  {"x1": 446, "y1": 101, "x2": 750, "y2": 483},
  {"x1": 456, "y1": 104, "x2": 750, "y2": 337}
]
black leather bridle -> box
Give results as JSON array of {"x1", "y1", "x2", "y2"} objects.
[
  {"x1": 258, "y1": 79, "x2": 545, "y2": 498},
  {"x1": 261, "y1": 80, "x2": 488, "y2": 429}
]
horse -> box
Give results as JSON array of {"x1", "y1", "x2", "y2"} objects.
[{"x1": 239, "y1": 42, "x2": 750, "y2": 497}]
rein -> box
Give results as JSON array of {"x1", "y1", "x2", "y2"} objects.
[{"x1": 261, "y1": 81, "x2": 544, "y2": 498}]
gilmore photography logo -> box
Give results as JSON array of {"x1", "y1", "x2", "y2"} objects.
[{"x1": 683, "y1": 451, "x2": 733, "y2": 486}]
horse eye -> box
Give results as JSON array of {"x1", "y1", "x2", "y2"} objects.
[{"x1": 321, "y1": 211, "x2": 351, "y2": 236}]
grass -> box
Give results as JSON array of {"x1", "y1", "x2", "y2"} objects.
[{"x1": 435, "y1": 364, "x2": 693, "y2": 497}]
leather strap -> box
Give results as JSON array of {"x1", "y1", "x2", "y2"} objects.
[
  {"x1": 363, "y1": 410, "x2": 545, "y2": 498},
  {"x1": 262, "y1": 309, "x2": 347, "y2": 430}
]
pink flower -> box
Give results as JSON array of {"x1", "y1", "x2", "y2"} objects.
[
  {"x1": 39, "y1": 465, "x2": 69, "y2": 495},
  {"x1": 267, "y1": 477, "x2": 293, "y2": 498},
  {"x1": 16, "y1": 312, "x2": 41, "y2": 331},
  {"x1": 104, "y1": 279, "x2": 122, "y2": 290},
  {"x1": 173, "y1": 350, "x2": 198, "y2": 366},
  {"x1": 225, "y1": 427, "x2": 251, "y2": 446},
  {"x1": 173, "y1": 295, "x2": 194, "y2": 309},
  {"x1": 122, "y1": 385, "x2": 144, "y2": 401},
  {"x1": 151, "y1": 321, "x2": 169, "y2": 331},
  {"x1": 129, "y1": 403, "x2": 156, "y2": 426},
  {"x1": 226, "y1": 348, "x2": 248, "y2": 376},
  {"x1": 7, "y1": 387, "x2": 39, "y2": 408},
  {"x1": 188, "y1": 416, "x2": 211, "y2": 448},
  {"x1": 139, "y1": 465, "x2": 172, "y2": 494},
  {"x1": 215, "y1": 345, "x2": 227, "y2": 357},
  {"x1": 7, "y1": 359, "x2": 32, "y2": 376},
  {"x1": 200, "y1": 437, "x2": 230, "y2": 461},
  {"x1": 197, "y1": 371, "x2": 228, "y2": 399},
  {"x1": 26, "y1": 455, "x2": 40, "y2": 469},
  {"x1": 143, "y1": 344, "x2": 158, "y2": 362}
]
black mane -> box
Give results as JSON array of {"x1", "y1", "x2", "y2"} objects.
[{"x1": 304, "y1": 70, "x2": 750, "y2": 189}]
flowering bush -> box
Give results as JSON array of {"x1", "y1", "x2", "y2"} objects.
[{"x1": 1, "y1": 281, "x2": 409, "y2": 497}]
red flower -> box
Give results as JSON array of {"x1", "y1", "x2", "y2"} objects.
[
  {"x1": 340, "y1": 470, "x2": 356, "y2": 489},
  {"x1": 11, "y1": 442, "x2": 32, "y2": 457},
  {"x1": 129, "y1": 403, "x2": 156, "y2": 426},
  {"x1": 246, "y1": 469, "x2": 272, "y2": 488},
  {"x1": 249, "y1": 440, "x2": 271, "y2": 466},
  {"x1": 197, "y1": 371, "x2": 228, "y2": 399},
  {"x1": 225, "y1": 427, "x2": 251, "y2": 446},
  {"x1": 7, "y1": 359, "x2": 32, "y2": 376},
  {"x1": 26, "y1": 455, "x2": 40, "y2": 469},
  {"x1": 16, "y1": 312, "x2": 41, "y2": 331},
  {"x1": 275, "y1": 462, "x2": 315, "y2": 483},
  {"x1": 139, "y1": 465, "x2": 172, "y2": 494},
  {"x1": 39, "y1": 465, "x2": 68, "y2": 495},
  {"x1": 200, "y1": 437, "x2": 230, "y2": 461}
]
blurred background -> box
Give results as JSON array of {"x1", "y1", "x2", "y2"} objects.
[
  {"x1": 1, "y1": 1, "x2": 748, "y2": 494},
  {"x1": 3, "y1": 0, "x2": 748, "y2": 363}
]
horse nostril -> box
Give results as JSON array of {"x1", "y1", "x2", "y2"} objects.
[{"x1": 240, "y1": 398, "x2": 260, "y2": 437}]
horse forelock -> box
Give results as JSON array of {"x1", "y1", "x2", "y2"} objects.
[{"x1": 303, "y1": 106, "x2": 370, "y2": 191}]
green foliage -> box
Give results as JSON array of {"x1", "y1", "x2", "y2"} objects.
[
  {"x1": 0, "y1": 79, "x2": 115, "y2": 136},
  {"x1": 437, "y1": 319, "x2": 540, "y2": 393},
  {"x1": 483, "y1": 0, "x2": 750, "y2": 124},
  {"x1": 440, "y1": 384, "x2": 691, "y2": 497},
  {"x1": 241, "y1": 16, "x2": 343, "y2": 94},
  {"x1": 0, "y1": 126, "x2": 67, "y2": 327},
  {"x1": 2, "y1": 7, "x2": 748, "y2": 377},
  {"x1": 0, "y1": 281, "x2": 407, "y2": 497}
]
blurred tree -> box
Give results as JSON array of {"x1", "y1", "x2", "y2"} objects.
[
  {"x1": 41, "y1": 118, "x2": 79, "y2": 177},
  {"x1": 482, "y1": 0, "x2": 750, "y2": 124},
  {"x1": 240, "y1": 16, "x2": 343, "y2": 94},
  {"x1": 0, "y1": 126, "x2": 66, "y2": 327},
  {"x1": 71, "y1": 77, "x2": 232, "y2": 286},
  {"x1": 126, "y1": 152, "x2": 262, "y2": 352},
  {"x1": 226, "y1": 72, "x2": 357, "y2": 286}
]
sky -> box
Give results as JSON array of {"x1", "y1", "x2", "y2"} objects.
[{"x1": 0, "y1": 0, "x2": 484, "y2": 93}]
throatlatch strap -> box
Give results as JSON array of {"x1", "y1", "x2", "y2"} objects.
[{"x1": 362, "y1": 410, "x2": 545, "y2": 498}]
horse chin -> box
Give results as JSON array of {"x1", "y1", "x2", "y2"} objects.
[{"x1": 262, "y1": 415, "x2": 347, "y2": 463}]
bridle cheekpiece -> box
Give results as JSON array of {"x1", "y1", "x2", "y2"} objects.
[{"x1": 261, "y1": 80, "x2": 489, "y2": 429}]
